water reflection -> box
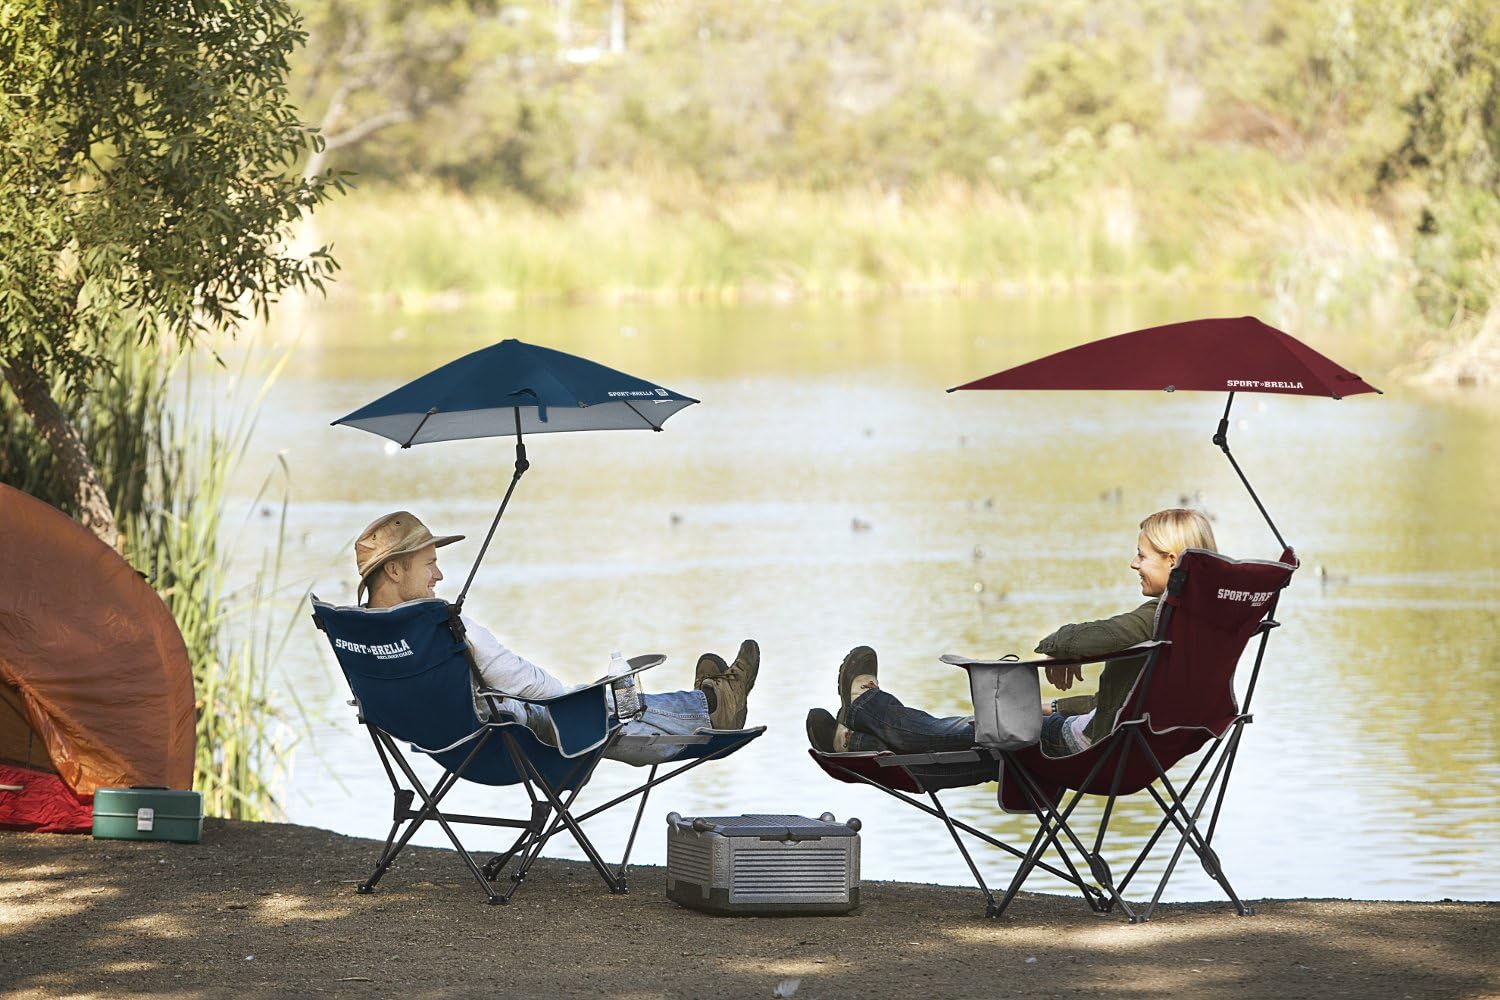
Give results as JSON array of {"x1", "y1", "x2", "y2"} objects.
[{"x1": 237, "y1": 293, "x2": 1500, "y2": 901}]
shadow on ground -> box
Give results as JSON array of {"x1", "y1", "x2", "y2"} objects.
[{"x1": 1, "y1": 820, "x2": 1495, "y2": 999}]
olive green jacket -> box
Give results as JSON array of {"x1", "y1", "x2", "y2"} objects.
[{"x1": 1035, "y1": 599, "x2": 1160, "y2": 745}]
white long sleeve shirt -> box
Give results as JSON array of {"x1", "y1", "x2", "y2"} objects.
[{"x1": 463, "y1": 615, "x2": 572, "y2": 723}]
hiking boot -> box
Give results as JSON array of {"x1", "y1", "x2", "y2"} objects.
[
  {"x1": 838, "y1": 645, "x2": 879, "y2": 714},
  {"x1": 694, "y1": 651, "x2": 728, "y2": 690},
  {"x1": 806, "y1": 708, "x2": 838, "y2": 753},
  {"x1": 707, "y1": 639, "x2": 759, "y2": 729}
]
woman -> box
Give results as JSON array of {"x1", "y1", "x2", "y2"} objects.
[{"x1": 806, "y1": 508, "x2": 1217, "y2": 760}]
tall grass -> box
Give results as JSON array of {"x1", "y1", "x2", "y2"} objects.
[
  {"x1": 312, "y1": 178, "x2": 1247, "y2": 307},
  {"x1": 0, "y1": 333, "x2": 294, "y2": 820},
  {"x1": 311, "y1": 174, "x2": 1500, "y2": 380}
]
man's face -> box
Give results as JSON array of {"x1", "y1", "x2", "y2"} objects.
[{"x1": 393, "y1": 544, "x2": 443, "y2": 602}]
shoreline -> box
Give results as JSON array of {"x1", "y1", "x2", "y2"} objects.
[{"x1": 3, "y1": 819, "x2": 1496, "y2": 999}]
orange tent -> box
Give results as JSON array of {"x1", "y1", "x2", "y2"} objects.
[{"x1": 0, "y1": 484, "x2": 195, "y2": 832}]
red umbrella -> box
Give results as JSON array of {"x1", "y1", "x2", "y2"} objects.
[{"x1": 949, "y1": 316, "x2": 1381, "y2": 552}]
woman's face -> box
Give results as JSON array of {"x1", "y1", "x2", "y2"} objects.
[{"x1": 1130, "y1": 531, "x2": 1176, "y2": 597}]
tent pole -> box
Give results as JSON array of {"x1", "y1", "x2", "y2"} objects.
[
  {"x1": 455, "y1": 409, "x2": 530, "y2": 612},
  {"x1": 1212, "y1": 392, "x2": 1287, "y2": 553}
]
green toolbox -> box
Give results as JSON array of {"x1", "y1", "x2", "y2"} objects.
[{"x1": 91, "y1": 787, "x2": 203, "y2": 844}]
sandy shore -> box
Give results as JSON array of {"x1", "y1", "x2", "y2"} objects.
[{"x1": 1, "y1": 819, "x2": 1496, "y2": 999}]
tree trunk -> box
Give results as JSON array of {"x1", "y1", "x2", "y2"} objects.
[{"x1": 0, "y1": 358, "x2": 120, "y2": 550}]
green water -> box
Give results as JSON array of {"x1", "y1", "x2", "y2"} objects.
[{"x1": 241, "y1": 291, "x2": 1499, "y2": 901}]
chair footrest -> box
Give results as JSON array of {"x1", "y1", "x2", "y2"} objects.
[
  {"x1": 874, "y1": 749, "x2": 988, "y2": 768},
  {"x1": 614, "y1": 734, "x2": 713, "y2": 748},
  {"x1": 614, "y1": 724, "x2": 767, "y2": 749}
]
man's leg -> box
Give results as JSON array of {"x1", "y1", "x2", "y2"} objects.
[{"x1": 605, "y1": 690, "x2": 712, "y2": 766}]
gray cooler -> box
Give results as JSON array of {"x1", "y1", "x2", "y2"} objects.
[{"x1": 665, "y1": 812, "x2": 861, "y2": 916}]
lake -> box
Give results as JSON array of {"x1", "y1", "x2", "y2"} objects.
[{"x1": 234, "y1": 291, "x2": 1499, "y2": 902}]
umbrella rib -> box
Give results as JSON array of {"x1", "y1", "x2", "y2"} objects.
[
  {"x1": 623, "y1": 400, "x2": 661, "y2": 430},
  {"x1": 516, "y1": 341, "x2": 588, "y2": 410},
  {"x1": 1264, "y1": 325, "x2": 1347, "y2": 398}
]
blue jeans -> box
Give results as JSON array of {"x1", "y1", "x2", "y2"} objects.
[
  {"x1": 1039, "y1": 711, "x2": 1088, "y2": 758},
  {"x1": 526, "y1": 689, "x2": 712, "y2": 767},
  {"x1": 849, "y1": 689, "x2": 1084, "y2": 760},
  {"x1": 844, "y1": 689, "x2": 995, "y2": 786}
]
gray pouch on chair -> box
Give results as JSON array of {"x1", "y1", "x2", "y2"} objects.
[{"x1": 941, "y1": 655, "x2": 1042, "y2": 750}]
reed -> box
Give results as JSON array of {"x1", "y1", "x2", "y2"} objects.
[
  {"x1": 308, "y1": 173, "x2": 1497, "y2": 368},
  {"x1": 0, "y1": 333, "x2": 294, "y2": 820},
  {"x1": 312, "y1": 178, "x2": 1240, "y2": 306}
]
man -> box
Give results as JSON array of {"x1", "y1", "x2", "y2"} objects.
[{"x1": 355, "y1": 511, "x2": 758, "y2": 765}]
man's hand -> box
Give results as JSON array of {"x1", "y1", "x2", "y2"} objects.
[{"x1": 1044, "y1": 662, "x2": 1084, "y2": 690}]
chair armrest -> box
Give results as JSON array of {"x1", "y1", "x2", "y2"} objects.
[
  {"x1": 582, "y1": 653, "x2": 666, "y2": 689},
  {"x1": 941, "y1": 640, "x2": 1169, "y2": 670},
  {"x1": 478, "y1": 654, "x2": 666, "y2": 707}
]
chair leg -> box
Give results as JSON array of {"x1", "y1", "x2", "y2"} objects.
[
  {"x1": 503, "y1": 733, "x2": 626, "y2": 894},
  {"x1": 483, "y1": 807, "x2": 546, "y2": 883},
  {"x1": 821, "y1": 759, "x2": 1105, "y2": 916},
  {"x1": 1001, "y1": 749, "x2": 1137, "y2": 920},
  {"x1": 1136, "y1": 735, "x2": 1252, "y2": 921},
  {"x1": 569, "y1": 733, "x2": 759, "y2": 827},
  {"x1": 360, "y1": 734, "x2": 501, "y2": 905},
  {"x1": 373, "y1": 731, "x2": 504, "y2": 904},
  {"x1": 926, "y1": 791, "x2": 999, "y2": 916},
  {"x1": 509, "y1": 746, "x2": 615, "y2": 890},
  {"x1": 993, "y1": 768, "x2": 1118, "y2": 918},
  {"x1": 615, "y1": 764, "x2": 657, "y2": 881},
  {"x1": 527, "y1": 733, "x2": 761, "y2": 879},
  {"x1": 1112, "y1": 732, "x2": 1223, "y2": 900}
]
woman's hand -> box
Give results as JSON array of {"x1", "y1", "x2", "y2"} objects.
[{"x1": 1044, "y1": 662, "x2": 1084, "y2": 690}]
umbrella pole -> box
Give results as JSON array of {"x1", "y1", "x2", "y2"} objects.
[
  {"x1": 1212, "y1": 392, "x2": 1288, "y2": 553},
  {"x1": 454, "y1": 409, "x2": 530, "y2": 612}
]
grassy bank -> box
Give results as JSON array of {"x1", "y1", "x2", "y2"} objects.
[
  {"x1": 311, "y1": 178, "x2": 1484, "y2": 362},
  {"x1": 318, "y1": 180, "x2": 1385, "y2": 297}
]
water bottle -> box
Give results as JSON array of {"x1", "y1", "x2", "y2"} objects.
[{"x1": 609, "y1": 651, "x2": 642, "y2": 720}]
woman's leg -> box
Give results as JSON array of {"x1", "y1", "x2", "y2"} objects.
[
  {"x1": 845, "y1": 688, "x2": 976, "y2": 754},
  {"x1": 842, "y1": 689, "x2": 997, "y2": 785},
  {"x1": 1038, "y1": 709, "x2": 1095, "y2": 758}
]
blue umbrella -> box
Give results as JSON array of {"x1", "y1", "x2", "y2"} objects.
[{"x1": 334, "y1": 338, "x2": 699, "y2": 609}]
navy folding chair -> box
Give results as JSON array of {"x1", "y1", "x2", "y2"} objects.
[{"x1": 311, "y1": 597, "x2": 764, "y2": 903}]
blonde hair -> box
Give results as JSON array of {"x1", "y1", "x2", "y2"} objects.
[{"x1": 1140, "y1": 508, "x2": 1217, "y2": 557}]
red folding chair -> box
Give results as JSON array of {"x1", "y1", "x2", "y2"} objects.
[{"x1": 812, "y1": 547, "x2": 1297, "y2": 921}]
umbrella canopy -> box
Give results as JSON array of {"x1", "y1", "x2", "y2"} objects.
[
  {"x1": 333, "y1": 337, "x2": 698, "y2": 609},
  {"x1": 950, "y1": 316, "x2": 1380, "y2": 398},
  {"x1": 334, "y1": 338, "x2": 699, "y2": 447},
  {"x1": 949, "y1": 316, "x2": 1380, "y2": 554}
]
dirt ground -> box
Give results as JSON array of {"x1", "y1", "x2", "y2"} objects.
[{"x1": 1, "y1": 819, "x2": 1496, "y2": 999}]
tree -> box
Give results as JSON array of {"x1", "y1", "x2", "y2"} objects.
[
  {"x1": 294, "y1": 0, "x2": 499, "y2": 180},
  {"x1": 0, "y1": 0, "x2": 340, "y2": 547}
]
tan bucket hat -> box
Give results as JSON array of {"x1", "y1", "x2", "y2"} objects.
[{"x1": 355, "y1": 511, "x2": 464, "y2": 601}]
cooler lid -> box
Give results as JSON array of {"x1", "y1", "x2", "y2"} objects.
[{"x1": 672, "y1": 813, "x2": 860, "y2": 839}]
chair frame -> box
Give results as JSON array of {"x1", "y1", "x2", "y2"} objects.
[
  {"x1": 813, "y1": 749, "x2": 1111, "y2": 916},
  {"x1": 314, "y1": 598, "x2": 764, "y2": 905},
  {"x1": 814, "y1": 552, "x2": 1291, "y2": 921}
]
